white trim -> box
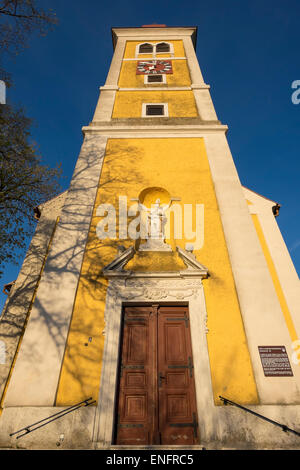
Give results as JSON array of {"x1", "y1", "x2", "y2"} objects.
[
  {"x1": 112, "y1": 28, "x2": 196, "y2": 42},
  {"x1": 100, "y1": 85, "x2": 119, "y2": 91},
  {"x1": 142, "y1": 102, "x2": 169, "y2": 118},
  {"x1": 191, "y1": 84, "x2": 210, "y2": 90},
  {"x1": 123, "y1": 57, "x2": 186, "y2": 61},
  {"x1": 144, "y1": 74, "x2": 166, "y2": 85},
  {"x1": 182, "y1": 36, "x2": 205, "y2": 84},
  {"x1": 82, "y1": 126, "x2": 228, "y2": 137},
  {"x1": 135, "y1": 41, "x2": 175, "y2": 59},
  {"x1": 99, "y1": 85, "x2": 209, "y2": 91},
  {"x1": 155, "y1": 41, "x2": 174, "y2": 56},
  {"x1": 104, "y1": 38, "x2": 126, "y2": 87},
  {"x1": 135, "y1": 42, "x2": 155, "y2": 58},
  {"x1": 120, "y1": 87, "x2": 190, "y2": 91}
]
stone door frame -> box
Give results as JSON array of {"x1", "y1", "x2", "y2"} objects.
[{"x1": 93, "y1": 271, "x2": 215, "y2": 448}]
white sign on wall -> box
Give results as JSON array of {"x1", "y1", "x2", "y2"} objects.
[{"x1": 0, "y1": 80, "x2": 6, "y2": 104}]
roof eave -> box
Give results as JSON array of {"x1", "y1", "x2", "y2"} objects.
[{"x1": 111, "y1": 26, "x2": 198, "y2": 50}]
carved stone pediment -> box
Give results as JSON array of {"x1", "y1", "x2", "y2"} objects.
[
  {"x1": 176, "y1": 246, "x2": 208, "y2": 274},
  {"x1": 102, "y1": 246, "x2": 135, "y2": 275},
  {"x1": 102, "y1": 244, "x2": 209, "y2": 279}
]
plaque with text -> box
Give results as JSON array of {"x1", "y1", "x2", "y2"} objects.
[{"x1": 258, "y1": 346, "x2": 293, "y2": 377}]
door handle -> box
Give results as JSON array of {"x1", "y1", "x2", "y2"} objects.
[{"x1": 159, "y1": 372, "x2": 166, "y2": 387}]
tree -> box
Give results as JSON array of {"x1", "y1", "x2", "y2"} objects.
[
  {"x1": 0, "y1": 1, "x2": 59, "y2": 278},
  {"x1": 0, "y1": 0, "x2": 57, "y2": 84},
  {"x1": 0, "y1": 0, "x2": 57, "y2": 55},
  {"x1": 0, "y1": 104, "x2": 61, "y2": 277}
]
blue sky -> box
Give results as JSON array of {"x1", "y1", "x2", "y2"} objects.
[{"x1": 0, "y1": 0, "x2": 299, "y2": 310}]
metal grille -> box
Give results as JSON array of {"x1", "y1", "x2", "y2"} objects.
[
  {"x1": 147, "y1": 75, "x2": 163, "y2": 83},
  {"x1": 146, "y1": 105, "x2": 164, "y2": 116},
  {"x1": 139, "y1": 43, "x2": 153, "y2": 53},
  {"x1": 156, "y1": 43, "x2": 170, "y2": 53}
]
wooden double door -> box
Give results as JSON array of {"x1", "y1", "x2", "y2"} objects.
[{"x1": 114, "y1": 305, "x2": 199, "y2": 445}]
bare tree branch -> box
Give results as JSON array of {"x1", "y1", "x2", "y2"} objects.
[
  {"x1": 0, "y1": 0, "x2": 57, "y2": 58},
  {"x1": 0, "y1": 104, "x2": 61, "y2": 278}
]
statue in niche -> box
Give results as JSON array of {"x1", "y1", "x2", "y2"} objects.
[{"x1": 132, "y1": 196, "x2": 180, "y2": 251}]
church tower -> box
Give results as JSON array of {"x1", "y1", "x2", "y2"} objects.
[{"x1": 0, "y1": 26, "x2": 300, "y2": 449}]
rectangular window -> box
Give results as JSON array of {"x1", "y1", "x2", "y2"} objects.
[
  {"x1": 142, "y1": 103, "x2": 168, "y2": 117},
  {"x1": 147, "y1": 75, "x2": 163, "y2": 83},
  {"x1": 146, "y1": 105, "x2": 164, "y2": 115},
  {"x1": 144, "y1": 74, "x2": 166, "y2": 85}
]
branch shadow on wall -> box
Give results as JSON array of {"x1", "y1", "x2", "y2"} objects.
[{"x1": 0, "y1": 136, "x2": 143, "y2": 414}]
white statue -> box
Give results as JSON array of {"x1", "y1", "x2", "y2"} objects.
[
  {"x1": 131, "y1": 197, "x2": 180, "y2": 251},
  {"x1": 139, "y1": 198, "x2": 172, "y2": 240}
]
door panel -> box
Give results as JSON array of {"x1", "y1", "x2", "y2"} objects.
[
  {"x1": 115, "y1": 307, "x2": 155, "y2": 445},
  {"x1": 114, "y1": 305, "x2": 199, "y2": 445},
  {"x1": 158, "y1": 307, "x2": 199, "y2": 445}
]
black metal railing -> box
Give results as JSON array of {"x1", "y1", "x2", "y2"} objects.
[
  {"x1": 219, "y1": 395, "x2": 300, "y2": 437},
  {"x1": 10, "y1": 397, "x2": 96, "y2": 439}
]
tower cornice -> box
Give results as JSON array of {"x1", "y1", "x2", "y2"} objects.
[{"x1": 111, "y1": 26, "x2": 197, "y2": 50}]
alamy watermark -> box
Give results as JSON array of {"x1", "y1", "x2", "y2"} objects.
[
  {"x1": 0, "y1": 80, "x2": 6, "y2": 104},
  {"x1": 291, "y1": 340, "x2": 300, "y2": 365},
  {"x1": 291, "y1": 80, "x2": 300, "y2": 104},
  {"x1": 96, "y1": 196, "x2": 204, "y2": 250}
]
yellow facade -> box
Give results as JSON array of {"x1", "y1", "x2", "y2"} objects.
[
  {"x1": 118, "y1": 60, "x2": 192, "y2": 88},
  {"x1": 112, "y1": 91, "x2": 198, "y2": 118},
  {"x1": 113, "y1": 39, "x2": 196, "y2": 118},
  {"x1": 55, "y1": 33, "x2": 259, "y2": 407},
  {"x1": 56, "y1": 138, "x2": 258, "y2": 406},
  {"x1": 2, "y1": 27, "x2": 300, "y2": 451},
  {"x1": 123, "y1": 40, "x2": 186, "y2": 59}
]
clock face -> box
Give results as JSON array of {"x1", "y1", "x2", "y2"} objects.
[{"x1": 136, "y1": 60, "x2": 173, "y2": 75}]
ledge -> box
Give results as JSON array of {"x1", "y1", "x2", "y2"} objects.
[
  {"x1": 99, "y1": 84, "x2": 210, "y2": 92},
  {"x1": 82, "y1": 118, "x2": 227, "y2": 135}
]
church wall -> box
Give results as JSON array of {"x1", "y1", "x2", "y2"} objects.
[
  {"x1": 112, "y1": 91, "x2": 198, "y2": 118},
  {"x1": 55, "y1": 137, "x2": 258, "y2": 407},
  {"x1": 0, "y1": 193, "x2": 66, "y2": 413},
  {"x1": 243, "y1": 188, "x2": 300, "y2": 362},
  {"x1": 1, "y1": 26, "x2": 300, "y2": 449},
  {"x1": 203, "y1": 132, "x2": 300, "y2": 404},
  {"x1": 123, "y1": 40, "x2": 186, "y2": 59},
  {"x1": 118, "y1": 60, "x2": 191, "y2": 88},
  {"x1": 2, "y1": 135, "x2": 108, "y2": 407},
  {"x1": 251, "y1": 214, "x2": 299, "y2": 340}
]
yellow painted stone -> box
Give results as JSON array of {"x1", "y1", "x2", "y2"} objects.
[
  {"x1": 56, "y1": 138, "x2": 259, "y2": 406},
  {"x1": 118, "y1": 60, "x2": 191, "y2": 88},
  {"x1": 112, "y1": 91, "x2": 198, "y2": 118},
  {"x1": 124, "y1": 40, "x2": 186, "y2": 59}
]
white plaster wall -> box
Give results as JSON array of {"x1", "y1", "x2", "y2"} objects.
[
  {"x1": 92, "y1": 37, "x2": 126, "y2": 122},
  {"x1": 0, "y1": 406, "x2": 96, "y2": 449},
  {"x1": 204, "y1": 132, "x2": 300, "y2": 403},
  {"x1": 0, "y1": 192, "x2": 67, "y2": 400},
  {"x1": 243, "y1": 187, "x2": 300, "y2": 344},
  {"x1": 3, "y1": 134, "x2": 108, "y2": 406}
]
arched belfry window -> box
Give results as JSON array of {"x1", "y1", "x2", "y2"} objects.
[
  {"x1": 136, "y1": 42, "x2": 174, "y2": 58},
  {"x1": 139, "y1": 43, "x2": 153, "y2": 54},
  {"x1": 156, "y1": 42, "x2": 170, "y2": 53}
]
